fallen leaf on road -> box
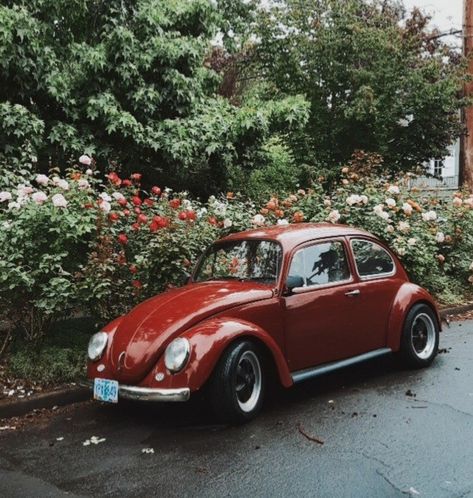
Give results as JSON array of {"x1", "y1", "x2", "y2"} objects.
[
  {"x1": 0, "y1": 425, "x2": 16, "y2": 431},
  {"x1": 141, "y1": 448, "x2": 154, "y2": 454},
  {"x1": 408, "y1": 486, "x2": 420, "y2": 495},
  {"x1": 297, "y1": 423, "x2": 324, "y2": 445},
  {"x1": 56, "y1": 437, "x2": 64, "y2": 441},
  {"x1": 83, "y1": 436, "x2": 106, "y2": 446}
]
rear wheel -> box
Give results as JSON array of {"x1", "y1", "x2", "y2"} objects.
[
  {"x1": 399, "y1": 304, "x2": 439, "y2": 368},
  {"x1": 209, "y1": 340, "x2": 265, "y2": 424}
]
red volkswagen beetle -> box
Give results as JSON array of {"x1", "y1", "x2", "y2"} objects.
[{"x1": 87, "y1": 223, "x2": 440, "y2": 423}]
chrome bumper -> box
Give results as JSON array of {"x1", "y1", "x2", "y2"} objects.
[{"x1": 86, "y1": 381, "x2": 190, "y2": 402}]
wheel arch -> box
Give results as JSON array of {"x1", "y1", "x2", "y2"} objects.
[{"x1": 387, "y1": 283, "x2": 441, "y2": 352}]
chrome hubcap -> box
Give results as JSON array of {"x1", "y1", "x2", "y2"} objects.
[
  {"x1": 235, "y1": 351, "x2": 262, "y2": 413},
  {"x1": 411, "y1": 313, "x2": 436, "y2": 360}
]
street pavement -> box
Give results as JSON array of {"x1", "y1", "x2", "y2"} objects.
[{"x1": 1, "y1": 320, "x2": 473, "y2": 498}]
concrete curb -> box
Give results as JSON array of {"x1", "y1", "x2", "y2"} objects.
[
  {"x1": 0, "y1": 385, "x2": 90, "y2": 420},
  {"x1": 439, "y1": 303, "x2": 473, "y2": 318}
]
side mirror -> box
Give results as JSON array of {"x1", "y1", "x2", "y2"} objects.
[{"x1": 284, "y1": 275, "x2": 304, "y2": 294}]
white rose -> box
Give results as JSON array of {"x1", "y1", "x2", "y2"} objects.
[
  {"x1": 453, "y1": 197, "x2": 463, "y2": 207},
  {"x1": 402, "y1": 203, "x2": 413, "y2": 216},
  {"x1": 360, "y1": 195, "x2": 368, "y2": 204},
  {"x1": 32, "y1": 192, "x2": 48, "y2": 204},
  {"x1": 52, "y1": 177, "x2": 69, "y2": 190},
  {"x1": 17, "y1": 185, "x2": 33, "y2": 196},
  {"x1": 252, "y1": 214, "x2": 265, "y2": 226},
  {"x1": 385, "y1": 198, "x2": 396, "y2": 208},
  {"x1": 52, "y1": 193, "x2": 68, "y2": 208},
  {"x1": 407, "y1": 237, "x2": 417, "y2": 246},
  {"x1": 277, "y1": 219, "x2": 289, "y2": 225},
  {"x1": 99, "y1": 200, "x2": 111, "y2": 213},
  {"x1": 0, "y1": 191, "x2": 12, "y2": 202},
  {"x1": 398, "y1": 221, "x2": 410, "y2": 233},
  {"x1": 223, "y1": 218, "x2": 233, "y2": 228},
  {"x1": 435, "y1": 232, "x2": 445, "y2": 243},
  {"x1": 78, "y1": 179, "x2": 90, "y2": 190},
  {"x1": 323, "y1": 199, "x2": 332, "y2": 207},
  {"x1": 35, "y1": 174, "x2": 49, "y2": 186},
  {"x1": 386, "y1": 225, "x2": 395, "y2": 233},
  {"x1": 85, "y1": 169, "x2": 93, "y2": 176},
  {"x1": 112, "y1": 192, "x2": 125, "y2": 201},
  {"x1": 327, "y1": 209, "x2": 341, "y2": 223},
  {"x1": 387, "y1": 185, "x2": 400, "y2": 195},
  {"x1": 99, "y1": 192, "x2": 112, "y2": 202},
  {"x1": 422, "y1": 210, "x2": 437, "y2": 222},
  {"x1": 79, "y1": 154, "x2": 92, "y2": 165},
  {"x1": 8, "y1": 201, "x2": 21, "y2": 210}
]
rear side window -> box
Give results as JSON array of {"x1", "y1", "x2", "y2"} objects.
[
  {"x1": 351, "y1": 239, "x2": 395, "y2": 278},
  {"x1": 288, "y1": 240, "x2": 351, "y2": 287}
]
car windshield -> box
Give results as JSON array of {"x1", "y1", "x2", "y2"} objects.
[{"x1": 194, "y1": 240, "x2": 282, "y2": 285}]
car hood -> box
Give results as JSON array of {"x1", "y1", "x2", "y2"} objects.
[{"x1": 109, "y1": 281, "x2": 274, "y2": 383}]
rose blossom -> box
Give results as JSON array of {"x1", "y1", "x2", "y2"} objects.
[
  {"x1": 385, "y1": 198, "x2": 396, "y2": 208},
  {"x1": 78, "y1": 179, "x2": 90, "y2": 189},
  {"x1": 453, "y1": 197, "x2": 463, "y2": 207},
  {"x1": 277, "y1": 219, "x2": 289, "y2": 225},
  {"x1": 99, "y1": 200, "x2": 111, "y2": 212},
  {"x1": 112, "y1": 192, "x2": 125, "y2": 201},
  {"x1": 402, "y1": 203, "x2": 413, "y2": 216},
  {"x1": 252, "y1": 214, "x2": 265, "y2": 226},
  {"x1": 386, "y1": 225, "x2": 395, "y2": 233},
  {"x1": 398, "y1": 221, "x2": 410, "y2": 233},
  {"x1": 327, "y1": 209, "x2": 341, "y2": 223},
  {"x1": 32, "y1": 192, "x2": 48, "y2": 204},
  {"x1": 407, "y1": 237, "x2": 417, "y2": 246},
  {"x1": 52, "y1": 177, "x2": 69, "y2": 190},
  {"x1": 387, "y1": 185, "x2": 400, "y2": 195},
  {"x1": 99, "y1": 192, "x2": 112, "y2": 202},
  {"x1": 17, "y1": 185, "x2": 34, "y2": 196},
  {"x1": 421, "y1": 210, "x2": 437, "y2": 222},
  {"x1": 323, "y1": 199, "x2": 332, "y2": 207},
  {"x1": 374, "y1": 204, "x2": 390, "y2": 220},
  {"x1": 52, "y1": 193, "x2": 68, "y2": 208},
  {"x1": 0, "y1": 191, "x2": 12, "y2": 202},
  {"x1": 8, "y1": 201, "x2": 21, "y2": 210},
  {"x1": 79, "y1": 154, "x2": 92, "y2": 166},
  {"x1": 435, "y1": 232, "x2": 445, "y2": 243},
  {"x1": 85, "y1": 168, "x2": 93, "y2": 176},
  {"x1": 35, "y1": 174, "x2": 49, "y2": 186},
  {"x1": 223, "y1": 219, "x2": 233, "y2": 228}
]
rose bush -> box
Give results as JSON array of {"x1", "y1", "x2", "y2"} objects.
[{"x1": 1, "y1": 154, "x2": 472, "y2": 345}]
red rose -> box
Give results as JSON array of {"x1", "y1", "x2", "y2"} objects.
[
  {"x1": 122, "y1": 179, "x2": 132, "y2": 187},
  {"x1": 129, "y1": 264, "x2": 138, "y2": 274},
  {"x1": 107, "y1": 172, "x2": 122, "y2": 186},
  {"x1": 178, "y1": 211, "x2": 187, "y2": 221},
  {"x1": 132, "y1": 196, "x2": 142, "y2": 206},
  {"x1": 132, "y1": 222, "x2": 140, "y2": 231},
  {"x1": 149, "y1": 221, "x2": 158, "y2": 232},
  {"x1": 153, "y1": 215, "x2": 169, "y2": 228},
  {"x1": 208, "y1": 216, "x2": 217, "y2": 225},
  {"x1": 151, "y1": 186, "x2": 161, "y2": 196},
  {"x1": 186, "y1": 210, "x2": 196, "y2": 221},
  {"x1": 144, "y1": 198, "x2": 154, "y2": 207},
  {"x1": 123, "y1": 209, "x2": 130, "y2": 216},
  {"x1": 169, "y1": 198, "x2": 181, "y2": 209},
  {"x1": 134, "y1": 207, "x2": 141, "y2": 214},
  {"x1": 132, "y1": 279, "x2": 142, "y2": 288},
  {"x1": 108, "y1": 212, "x2": 120, "y2": 222},
  {"x1": 131, "y1": 173, "x2": 142, "y2": 182},
  {"x1": 118, "y1": 198, "x2": 128, "y2": 207},
  {"x1": 117, "y1": 233, "x2": 128, "y2": 245},
  {"x1": 137, "y1": 213, "x2": 148, "y2": 224}
]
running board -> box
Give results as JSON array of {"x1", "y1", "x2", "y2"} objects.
[{"x1": 291, "y1": 348, "x2": 392, "y2": 384}]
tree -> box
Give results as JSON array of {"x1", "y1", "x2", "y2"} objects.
[
  {"x1": 250, "y1": 0, "x2": 467, "y2": 178},
  {"x1": 0, "y1": 0, "x2": 307, "y2": 195}
]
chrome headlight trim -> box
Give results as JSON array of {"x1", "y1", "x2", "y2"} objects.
[
  {"x1": 87, "y1": 332, "x2": 108, "y2": 362},
  {"x1": 164, "y1": 337, "x2": 190, "y2": 373}
]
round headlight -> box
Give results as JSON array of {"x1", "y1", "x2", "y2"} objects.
[
  {"x1": 164, "y1": 338, "x2": 190, "y2": 373},
  {"x1": 88, "y1": 332, "x2": 108, "y2": 362}
]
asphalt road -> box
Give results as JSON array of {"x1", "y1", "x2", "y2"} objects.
[{"x1": 1, "y1": 319, "x2": 473, "y2": 498}]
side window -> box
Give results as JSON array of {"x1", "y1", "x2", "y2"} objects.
[
  {"x1": 351, "y1": 239, "x2": 395, "y2": 277},
  {"x1": 288, "y1": 241, "x2": 351, "y2": 287}
]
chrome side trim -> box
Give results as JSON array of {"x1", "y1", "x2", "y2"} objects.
[
  {"x1": 86, "y1": 380, "x2": 190, "y2": 402},
  {"x1": 291, "y1": 348, "x2": 392, "y2": 383}
]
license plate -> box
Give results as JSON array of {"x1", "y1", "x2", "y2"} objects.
[{"x1": 93, "y1": 378, "x2": 119, "y2": 403}]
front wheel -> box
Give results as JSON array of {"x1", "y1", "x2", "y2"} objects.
[
  {"x1": 399, "y1": 303, "x2": 439, "y2": 368},
  {"x1": 209, "y1": 340, "x2": 265, "y2": 424}
]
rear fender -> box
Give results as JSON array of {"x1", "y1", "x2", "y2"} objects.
[
  {"x1": 141, "y1": 318, "x2": 293, "y2": 392},
  {"x1": 387, "y1": 283, "x2": 441, "y2": 351}
]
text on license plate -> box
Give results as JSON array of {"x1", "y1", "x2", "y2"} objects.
[{"x1": 94, "y1": 378, "x2": 119, "y2": 403}]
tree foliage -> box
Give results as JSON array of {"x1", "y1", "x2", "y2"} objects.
[
  {"x1": 250, "y1": 0, "x2": 467, "y2": 177},
  {"x1": 0, "y1": 0, "x2": 307, "y2": 195}
]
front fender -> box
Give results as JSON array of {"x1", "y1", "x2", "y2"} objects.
[
  {"x1": 141, "y1": 317, "x2": 293, "y2": 392},
  {"x1": 386, "y1": 283, "x2": 441, "y2": 352}
]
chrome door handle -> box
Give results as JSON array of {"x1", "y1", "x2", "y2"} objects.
[{"x1": 345, "y1": 289, "x2": 360, "y2": 297}]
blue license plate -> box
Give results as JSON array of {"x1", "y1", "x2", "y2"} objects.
[{"x1": 93, "y1": 378, "x2": 119, "y2": 403}]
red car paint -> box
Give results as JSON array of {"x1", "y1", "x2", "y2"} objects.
[{"x1": 88, "y1": 223, "x2": 440, "y2": 393}]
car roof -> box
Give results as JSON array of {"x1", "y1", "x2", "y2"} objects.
[{"x1": 219, "y1": 223, "x2": 375, "y2": 252}]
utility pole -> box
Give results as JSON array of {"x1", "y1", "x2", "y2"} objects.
[{"x1": 460, "y1": 0, "x2": 473, "y2": 190}]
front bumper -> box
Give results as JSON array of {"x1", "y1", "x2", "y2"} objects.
[{"x1": 86, "y1": 381, "x2": 190, "y2": 402}]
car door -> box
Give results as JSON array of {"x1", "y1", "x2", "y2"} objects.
[
  {"x1": 283, "y1": 238, "x2": 363, "y2": 371},
  {"x1": 347, "y1": 237, "x2": 402, "y2": 351}
]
